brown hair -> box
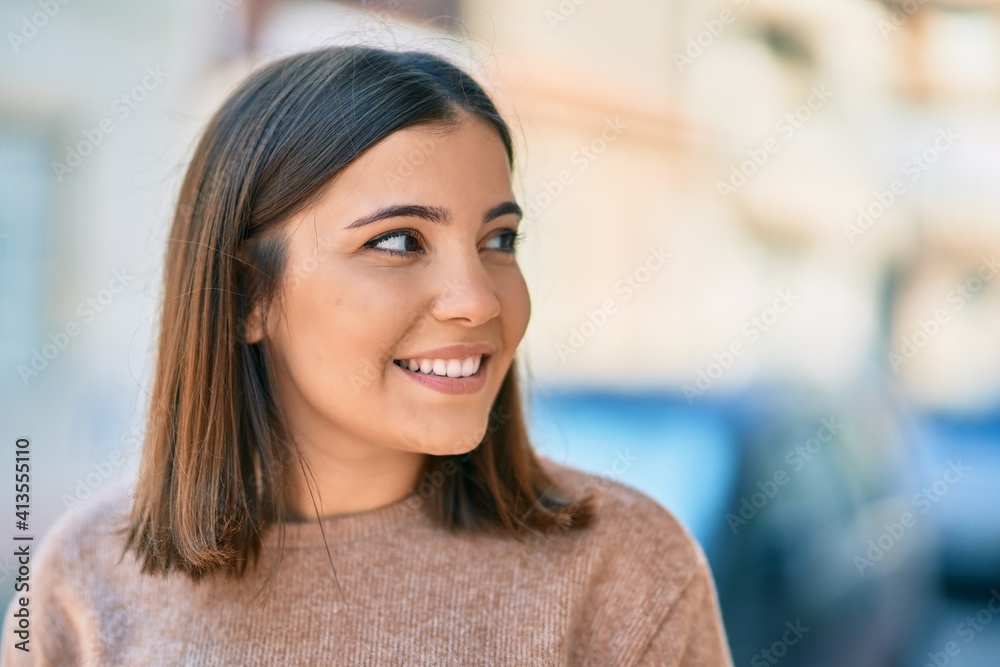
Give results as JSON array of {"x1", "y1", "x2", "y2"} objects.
[{"x1": 121, "y1": 45, "x2": 597, "y2": 596}]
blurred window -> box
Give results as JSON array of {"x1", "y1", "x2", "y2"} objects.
[{"x1": 0, "y1": 120, "x2": 51, "y2": 377}]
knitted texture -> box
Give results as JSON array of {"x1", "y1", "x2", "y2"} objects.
[{"x1": 1, "y1": 456, "x2": 734, "y2": 666}]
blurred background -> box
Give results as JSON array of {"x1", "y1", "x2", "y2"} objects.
[{"x1": 2, "y1": 0, "x2": 999, "y2": 664}]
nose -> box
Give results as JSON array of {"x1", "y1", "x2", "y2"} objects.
[{"x1": 429, "y1": 251, "x2": 502, "y2": 326}]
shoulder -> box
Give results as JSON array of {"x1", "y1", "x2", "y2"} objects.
[
  {"x1": 538, "y1": 453, "x2": 706, "y2": 579},
  {"x1": 0, "y1": 481, "x2": 136, "y2": 665},
  {"x1": 537, "y1": 454, "x2": 716, "y2": 662}
]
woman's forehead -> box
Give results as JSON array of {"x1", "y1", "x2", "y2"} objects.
[{"x1": 316, "y1": 117, "x2": 513, "y2": 206}]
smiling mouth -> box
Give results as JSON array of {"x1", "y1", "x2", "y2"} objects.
[{"x1": 392, "y1": 354, "x2": 489, "y2": 379}]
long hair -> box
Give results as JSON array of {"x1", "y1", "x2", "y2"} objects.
[{"x1": 121, "y1": 45, "x2": 597, "y2": 593}]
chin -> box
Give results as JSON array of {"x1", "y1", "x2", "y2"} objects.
[{"x1": 411, "y1": 430, "x2": 487, "y2": 457}]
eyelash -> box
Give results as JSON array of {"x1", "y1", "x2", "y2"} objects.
[{"x1": 364, "y1": 228, "x2": 526, "y2": 258}]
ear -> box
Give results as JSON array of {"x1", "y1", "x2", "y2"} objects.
[{"x1": 242, "y1": 300, "x2": 266, "y2": 344}]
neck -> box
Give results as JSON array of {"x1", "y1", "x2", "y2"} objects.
[{"x1": 280, "y1": 439, "x2": 428, "y2": 521}]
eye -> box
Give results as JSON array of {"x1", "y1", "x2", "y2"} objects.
[
  {"x1": 485, "y1": 229, "x2": 526, "y2": 254},
  {"x1": 365, "y1": 229, "x2": 424, "y2": 258},
  {"x1": 364, "y1": 227, "x2": 527, "y2": 258}
]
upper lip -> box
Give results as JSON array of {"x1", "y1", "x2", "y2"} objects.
[{"x1": 394, "y1": 342, "x2": 497, "y2": 361}]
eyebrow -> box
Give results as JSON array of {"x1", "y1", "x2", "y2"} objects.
[{"x1": 344, "y1": 201, "x2": 522, "y2": 230}]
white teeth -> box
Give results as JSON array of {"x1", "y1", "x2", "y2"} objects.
[{"x1": 397, "y1": 355, "x2": 484, "y2": 378}]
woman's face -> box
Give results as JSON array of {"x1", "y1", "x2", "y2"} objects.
[{"x1": 251, "y1": 113, "x2": 530, "y2": 463}]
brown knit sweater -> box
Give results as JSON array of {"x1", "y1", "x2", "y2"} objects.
[{"x1": 2, "y1": 456, "x2": 733, "y2": 666}]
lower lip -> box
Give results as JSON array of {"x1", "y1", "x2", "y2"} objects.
[{"x1": 393, "y1": 356, "x2": 490, "y2": 395}]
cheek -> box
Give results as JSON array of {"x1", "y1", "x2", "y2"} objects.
[
  {"x1": 315, "y1": 269, "x2": 416, "y2": 370},
  {"x1": 498, "y1": 268, "x2": 531, "y2": 343},
  {"x1": 276, "y1": 267, "x2": 414, "y2": 397}
]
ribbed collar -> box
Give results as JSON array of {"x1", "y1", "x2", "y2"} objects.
[{"x1": 259, "y1": 489, "x2": 427, "y2": 549}]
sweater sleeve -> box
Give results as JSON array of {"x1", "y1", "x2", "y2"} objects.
[
  {"x1": 634, "y1": 545, "x2": 734, "y2": 667},
  {"x1": 1, "y1": 515, "x2": 88, "y2": 666}
]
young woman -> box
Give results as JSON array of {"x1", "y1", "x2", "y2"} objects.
[{"x1": 2, "y1": 46, "x2": 733, "y2": 665}]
